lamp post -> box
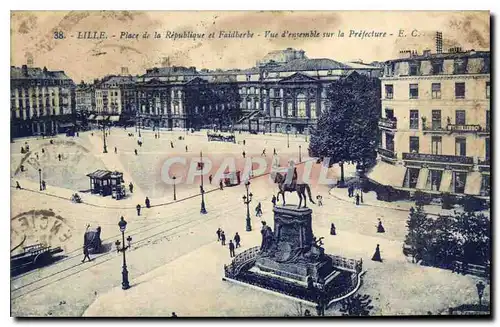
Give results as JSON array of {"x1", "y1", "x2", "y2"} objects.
[
  {"x1": 138, "y1": 118, "x2": 142, "y2": 138},
  {"x1": 476, "y1": 281, "x2": 485, "y2": 306},
  {"x1": 102, "y1": 122, "x2": 108, "y2": 153},
  {"x1": 242, "y1": 180, "x2": 253, "y2": 232},
  {"x1": 116, "y1": 216, "x2": 131, "y2": 290},
  {"x1": 38, "y1": 168, "x2": 42, "y2": 191},
  {"x1": 287, "y1": 129, "x2": 290, "y2": 148},
  {"x1": 200, "y1": 151, "x2": 207, "y2": 214},
  {"x1": 172, "y1": 175, "x2": 177, "y2": 201},
  {"x1": 299, "y1": 145, "x2": 302, "y2": 163}
]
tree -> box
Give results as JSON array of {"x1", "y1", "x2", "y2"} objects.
[
  {"x1": 404, "y1": 205, "x2": 433, "y2": 263},
  {"x1": 451, "y1": 211, "x2": 490, "y2": 266},
  {"x1": 339, "y1": 293, "x2": 374, "y2": 316},
  {"x1": 309, "y1": 73, "x2": 380, "y2": 186},
  {"x1": 427, "y1": 215, "x2": 458, "y2": 268}
]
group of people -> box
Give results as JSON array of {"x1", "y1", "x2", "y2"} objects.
[
  {"x1": 216, "y1": 228, "x2": 241, "y2": 258},
  {"x1": 136, "y1": 196, "x2": 152, "y2": 216}
]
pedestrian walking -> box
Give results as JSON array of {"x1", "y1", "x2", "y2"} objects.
[
  {"x1": 185, "y1": 145, "x2": 188, "y2": 152},
  {"x1": 171, "y1": 141, "x2": 174, "y2": 148},
  {"x1": 216, "y1": 228, "x2": 222, "y2": 241},
  {"x1": 134, "y1": 149, "x2": 138, "y2": 156},
  {"x1": 330, "y1": 223, "x2": 336, "y2": 235},
  {"x1": 234, "y1": 232, "x2": 241, "y2": 248},
  {"x1": 136, "y1": 204, "x2": 141, "y2": 216},
  {"x1": 317, "y1": 195, "x2": 323, "y2": 206},
  {"x1": 42, "y1": 148, "x2": 45, "y2": 154},
  {"x1": 261, "y1": 148, "x2": 266, "y2": 157},
  {"x1": 242, "y1": 150, "x2": 246, "y2": 158},
  {"x1": 209, "y1": 175, "x2": 213, "y2": 184},
  {"x1": 273, "y1": 148, "x2": 277, "y2": 155},
  {"x1": 36, "y1": 153, "x2": 39, "y2": 160},
  {"x1": 355, "y1": 192, "x2": 360, "y2": 206},
  {"x1": 377, "y1": 219, "x2": 386, "y2": 233},
  {"x1": 114, "y1": 147, "x2": 117, "y2": 154},
  {"x1": 372, "y1": 244, "x2": 382, "y2": 262},
  {"x1": 347, "y1": 185, "x2": 352, "y2": 197},
  {"x1": 129, "y1": 182, "x2": 134, "y2": 193},
  {"x1": 243, "y1": 140, "x2": 246, "y2": 146},
  {"x1": 155, "y1": 133, "x2": 157, "y2": 139},
  {"x1": 58, "y1": 154, "x2": 62, "y2": 161},
  {"x1": 82, "y1": 243, "x2": 92, "y2": 263},
  {"x1": 219, "y1": 180, "x2": 224, "y2": 190},
  {"x1": 16, "y1": 181, "x2": 21, "y2": 189},
  {"x1": 229, "y1": 240, "x2": 236, "y2": 257},
  {"x1": 42, "y1": 180, "x2": 46, "y2": 190},
  {"x1": 220, "y1": 231, "x2": 226, "y2": 246},
  {"x1": 171, "y1": 312, "x2": 178, "y2": 317},
  {"x1": 271, "y1": 195, "x2": 277, "y2": 207},
  {"x1": 255, "y1": 202, "x2": 262, "y2": 217},
  {"x1": 77, "y1": 132, "x2": 79, "y2": 137},
  {"x1": 145, "y1": 197, "x2": 151, "y2": 208}
]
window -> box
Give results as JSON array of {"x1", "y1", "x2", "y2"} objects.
[
  {"x1": 455, "y1": 82, "x2": 465, "y2": 99},
  {"x1": 480, "y1": 174, "x2": 490, "y2": 197},
  {"x1": 427, "y1": 170, "x2": 442, "y2": 191},
  {"x1": 242, "y1": 87, "x2": 247, "y2": 94},
  {"x1": 409, "y1": 110, "x2": 419, "y2": 129},
  {"x1": 455, "y1": 137, "x2": 466, "y2": 156},
  {"x1": 274, "y1": 106, "x2": 281, "y2": 117},
  {"x1": 485, "y1": 138, "x2": 490, "y2": 160},
  {"x1": 247, "y1": 100, "x2": 252, "y2": 110},
  {"x1": 431, "y1": 83, "x2": 441, "y2": 99},
  {"x1": 486, "y1": 110, "x2": 490, "y2": 131},
  {"x1": 431, "y1": 136, "x2": 442, "y2": 155},
  {"x1": 431, "y1": 110, "x2": 442, "y2": 130},
  {"x1": 287, "y1": 102, "x2": 293, "y2": 117},
  {"x1": 405, "y1": 168, "x2": 420, "y2": 189},
  {"x1": 385, "y1": 84, "x2": 393, "y2": 99},
  {"x1": 409, "y1": 136, "x2": 419, "y2": 153},
  {"x1": 310, "y1": 102, "x2": 316, "y2": 119},
  {"x1": 385, "y1": 133, "x2": 394, "y2": 152},
  {"x1": 385, "y1": 108, "x2": 394, "y2": 119},
  {"x1": 270, "y1": 89, "x2": 275, "y2": 97},
  {"x1": 255, "y1": 101, "x2": 260, "y2": 110},
  {"x1": 409, "y1": 84, "x2": 419, "y2": 99},
  {"x1": 432, "y1": 60, "x2": 443, "y2": 74},
  {"x1": 409, "y1": 63, "x2": 420, "y2": 76},
  {"x1": 453, "y1": 172, "x2": 467, "y2": 194},
  {"x1": 486, "y1": 82, "x2": 490, "y2": 98},
  {"x1": 250, "y1": 87, "x2": 255, "y2": 94},
  {"x1": 454, "y1": 59, "x2": 467, "y2": 74},
  {"x1": 297, "y1": 101, "x2": 306, "y2": 117},
  {"x1": 455, "y1": 110, "x2": 466, "y2": 125}
]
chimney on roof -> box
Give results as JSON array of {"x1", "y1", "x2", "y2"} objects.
[
  {"x1": 435, "y1": 31, "x2": 443, "y2": 54},
  {"x1": 22, "y1": 65, "x2": 28, "y2": 77},
  {"x1": 26, "y1": 52, "x2": 34, "y2": 67},
  {"x1": 423, "y1": 49, "x2": 431, "y2": 56},
  {"x1": 121, "y1": 67, "x2": 129, "y2": 75}
]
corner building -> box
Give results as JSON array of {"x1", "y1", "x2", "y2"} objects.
[{"x1": 373, "y1": 49, "x2": 490, "y2": 198}]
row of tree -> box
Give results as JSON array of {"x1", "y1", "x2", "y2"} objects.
[
  {"x1": 404, "y1": 205, "x2": 490, "y2": 268},
  {"x1": 309, "y1": 73, "x2": 381, "y2": 185}
]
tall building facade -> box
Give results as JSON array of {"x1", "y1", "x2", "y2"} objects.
[
  {"x1": 373, "y1": 48, "x2": 490, "y2": 198},
  {"x1": 10, "y1": 65, "x2": 75, "y2": 138},
  {"x1": 75, "y1": 81, "x2": 95, "y2": 113}
]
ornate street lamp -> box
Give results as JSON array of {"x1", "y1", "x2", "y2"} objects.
[
  {"x1": 476, "y1": 281, "x2": 485, "y2": 306},
  {"x1": 38, "y1": 168, "x2": 42, "y2": 191},
  {"x1": 199, "y1": 151, "x2": 207, "y2": 214},
  {"x1": 116, "y1": 216, "x2": 131, "y2": 290},
  {"x1": 242, "y1": 180, "x2": 253, "y2": 231},
  {"x1": 172, "y1": 175, "x2": 177, "y2": 201}
]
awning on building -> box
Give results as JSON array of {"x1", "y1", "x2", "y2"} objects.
[
  {"x1": 464, "y1": 171, "x2": 482, "y2": 195},
  {"x1": 416, "y1": 168, "x2": 429, "y2": 190},
  {"x1": 439, "y1": 170, "x2": 453, "y2": 193},
  {"x1": 109, "y1": 115, "x2": 120, "y2": 122},
  {"x1": 58, "y1": 122, "x2": 75, "y2": 128},
  {"x1": 366, "y1": 160, "x2": 406, "y2": 187}
]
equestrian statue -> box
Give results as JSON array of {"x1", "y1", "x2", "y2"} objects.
[{"x1": 273, "y1": 165, "x2": 315, "y2": 209}]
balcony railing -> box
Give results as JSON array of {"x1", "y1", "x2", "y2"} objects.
[
  {"x1": 378, "y1": 118, "x2": 397, "y2": 129},
  {"x1": 402, "y1": 152, "x2": 473, "y2": 165},
  {"x1": 378, "y1": 147, "x2": 396, "y2": 159},
  {"x1": 446, "y1": 124, "x2": 482, "y2": 133},
  {"x1": 478, "y1": 158, "x2": 490, "y2": 166}
]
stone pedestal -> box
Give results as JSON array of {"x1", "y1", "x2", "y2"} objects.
[{"x1": 254, "y1": 205, "x2": 334, "y2": 285}]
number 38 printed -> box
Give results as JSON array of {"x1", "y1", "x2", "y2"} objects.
[{"x1": 53, "y1": 31, "x2": 65, "y2": 39}]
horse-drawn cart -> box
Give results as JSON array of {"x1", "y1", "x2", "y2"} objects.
[{"x1": 11, "y1": 244, "x2": 64, "y2": 276}]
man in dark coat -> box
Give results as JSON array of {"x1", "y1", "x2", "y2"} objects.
[
  {"x1": 355, "y1": 193, "x2": 360, "y2": 206},
  {"x1": 41, "y1": 180, "x2": 46, "y2": 190},
  {"x1": 229, "y1": 240, "x2": 235, "y2": 258},
  {"x1": 271, "y1": 195, "x2": 277, "y2": 207},
  {"x1": 136, "y1": 204, "x2": 141, "y2": 216},
  {"x1": 145, "y1": 197, "x2": 151, "y2": 208},
  {"x1": 216, "y1": 228, "x2": 222, "y2": 241},
  {"x1": 234, "y1": 232, "x2": 241, "y2": 248},
  {"x1": 220, "y1": 231, "x2": 226, "y2": 246},
  {"x1": 242, "y1": 151, "x2": 246, "y2": 158},
  {"x1": 82, "y1": 242, "x2": 92, "y2": 263},
  {"x1": 330, "y1": 223, "x2": 336, "y2": 235},
  {"x1": 209, "y1": 175, "x2": 213, "y2": 184},
  {"x1": 16, "y1": 181, "x2": 21, "y2": 189},
  {"x1": 134, "y1": 149, "x2": 138, "y2": 156},
  {"x1": 129, "y1": 182, "x2": 134, "y2": 193},
  {"x1": 219, "y1": 180, "x2": 224, "y2": 190}
]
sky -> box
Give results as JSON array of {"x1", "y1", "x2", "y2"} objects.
[{"x1": 10, "y1": 11, "x2": 490, "y2": 82}]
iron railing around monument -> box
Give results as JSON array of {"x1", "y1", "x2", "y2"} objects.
[
  {"x1": 329, "y1": 255, "x2": 363, "y2": 273},
  {"x1": 224, "y1": 246, "x2": 260, "y2": 278}
]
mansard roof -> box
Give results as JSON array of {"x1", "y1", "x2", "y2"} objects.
[
  {"x1": 11, "y1": 66, "x2": 73, "y2": 80},
  {"x1": 277, "y1": 72, "x2": 319, "y2": 83},
  {"x1": 265, "y1": 58, "x2": 351, "y2": 72}
]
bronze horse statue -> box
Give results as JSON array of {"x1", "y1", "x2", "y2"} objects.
[{"x1": 274, "y1": 171, "x2": 315, "y2": 208}]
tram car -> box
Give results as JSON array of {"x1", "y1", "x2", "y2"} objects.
[
  {"x1": 11, "y1": 243, "x2": 64, "y2": 276},
  {"x1": 223, "y1": 169, "x2": 241, "y2": 187}
]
